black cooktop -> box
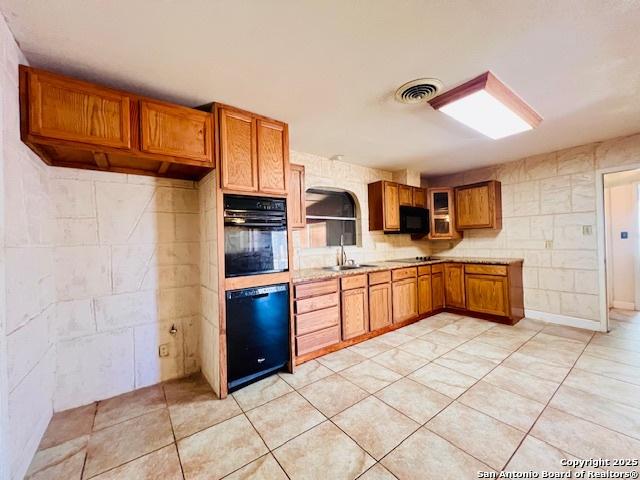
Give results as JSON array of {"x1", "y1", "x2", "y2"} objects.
[{"x1": 389, "y1": 256, "x2": 438, "y2": 263}]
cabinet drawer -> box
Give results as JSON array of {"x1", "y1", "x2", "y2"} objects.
[
  {"x1": 296, "y1": 325, "x2": 340, "y2": 356},
  {"x1": 465, "y1": 264, "x2": 507, "y2": 276},
  {"x1": 431, "y1": 264, "x2": 444, "y2": 274},
  {"x1": 418, "y1": 265, "x2": 431, "y2": 276},
  {"x1": 341, "y1": 274, "x2": 367, "y2": 290},
  {"x1": 296, "y1": 306, "x2": 339, "y2": 336},
  {"x1": 295, "y1": 279, "x2": 339, "y2": 299},
  {"x1": 369, "y1": 270, "x2": 391, "y2": 285},
  {"x1": 392, "y1": 267, "x2": 417, "y2": 281},
  {"x1": 296, "y1": 293, "x2": 339, "y2": 314}
]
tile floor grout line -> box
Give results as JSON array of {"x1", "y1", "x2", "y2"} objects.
[
  {"x1": 161, "y1": 384, "x2": 187, "y2": 480},
  {"x1": 78, "y1": 402, "x2": 99, "y2": 480},
  {"x1": 496, "y1": 329, "x2": 595, "y2": 473},
  {"x1": 83, "y1": 443, "x2": 175, "y2": 479},
  {"x1": 374, "y1": 322, "x2": 558, "y2": 473}
]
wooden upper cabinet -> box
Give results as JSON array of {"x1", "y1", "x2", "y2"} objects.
[
  {"x1": 341, "y1": 287, "x2": 369, "y2": 340},
  {"x1": 428, "y1": 187, "x2": 461, "y2": 240},
  {"x1": 140, "y1": 100, "x2": 212, "y2": 163},
  {"x1": 20, "y1": 66, "x2": 215, "y2": 180},
  {"x1": 27, "y1": 69, "x2": 131, "y2": 149},
  {"x1": 413, "y1": 188, "x2": 426, "y2": 208},
  {"x1": 257, "y1": 119, "x2": 288, "y2": 194},
  {"x1": 289, "y1": 164, "x2": 306, "y2": 229},
  {"x1": 216, "y1": 105, "x2": 289, "y2": 195},
  {"x1": 392, "y1": 277, "x2": 418, "y2": 323},
  {"x1": 444, "y1": 263, "x2": 465, "y2": 309},
  {"x1": 369, "y1": 282, "x2": 392, "y2": 331},
  {"x1": 455, "y1": 180, "x2": 502, "y2": 230},
  {"x1": 398, "y1": 185, "x2": 413, "y2": 206},
  {"x1": 465, "y1": 273, "x2": 510, "y2": 317},
  {"x1": 368, "y1": 181, "x2": 400, "y2": 231},
  {"x1": 383, "y1": 182, "x2": 400, "y2": 230},
  {"x1": 219, "y1": 108, "x2": 258, "y2": 192}
]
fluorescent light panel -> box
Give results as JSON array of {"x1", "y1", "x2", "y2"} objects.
[
  {"x1": 439, "y1": 90, "x2": 532, "y2": 139},
  {"x1": 429, "y1": 71, "x2": 541, "y2": 140}
]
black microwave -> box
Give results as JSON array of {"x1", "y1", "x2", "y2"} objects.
[{"x1": 399, "y1": 206, "x2": 429, "y2": 234}]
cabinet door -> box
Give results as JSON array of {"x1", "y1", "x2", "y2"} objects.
[
  {"x1": 392, "y1": 278, "x2": 417, "y2": 323},
  {"x1": 444, "y1": 263, "x2": 465, "y2": 309},
  {"x1": 428, "y1": 188, "x2": 461, "y2": 239},
  {"x1": 140, "y1": 100, "x2": 212, "y2": 163},
  {"x1": 219, "y1": 108, "x2": 258, "y2": 191},
  {"x1": 369, "y1": 283, "x2": 392, "y2": 331},
  {"x1": 432, "y1": 272, "x2": 444, "y2": 310},
  {"x1": 465, "y1": 274, "x2": 509, "y2": 317},
  {"x1": 398, "y1": 185, "x2": 413, "y2": 206},
  {"x1": 28, "y1": 70, "x2": 131, "y2": 149},
  {"x1": 383, "y1": 182, "x2": 400, "y2": 231},
  {"x1": 289, "y1": 164, "x2": 306, "y2": 229},
  {"x1": 418, "y1": 274, "x2": 432, "y2": 315},
  {"x1": 456, "y1": 183, "x2": 491, "y2": 229},
  {"x1": 413, "y1": 188, "x2": 426, "y2": 208},
  {"x1": 257, "y1": 119, "x2": 287, "y2": 194},
  {"x1": 342, "y1": 287, "x2": 369, "y2": 340}
]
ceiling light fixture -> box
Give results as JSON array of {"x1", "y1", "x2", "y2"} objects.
[{"x1": 429, "y1": 71, "x2": 542, "y2": 140}]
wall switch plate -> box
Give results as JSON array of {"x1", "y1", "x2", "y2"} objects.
[
  {"x1": 159, "y1": 344, "x2": 170, "y2": 357},
  {"x1": 582, "y1": 225, "x2": 593, "y2": 235},
  {"x1": 545, "y1": 240, "x2": 553, "y2": 249}
]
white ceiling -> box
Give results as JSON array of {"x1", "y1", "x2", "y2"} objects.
[{"x1": 2, "y1": 0, "x2": 640, "y2": 176}]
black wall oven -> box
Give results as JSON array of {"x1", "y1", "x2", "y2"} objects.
[
  {"x1": 223, "y1": 194, "x2": 289, "y2": 278},
  {"x1": 399, "y1": 206, "x2": 429, "y2": 234}
]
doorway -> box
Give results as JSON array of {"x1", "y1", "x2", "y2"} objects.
[{"x1": 601, "y1": 167, "x2": 640, "y2": 330}]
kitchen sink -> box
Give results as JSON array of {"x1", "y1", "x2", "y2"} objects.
[{"x1": 322, "y1": 264, "x2": 378, "y2": 271}]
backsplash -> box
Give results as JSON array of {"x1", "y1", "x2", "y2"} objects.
[{"x1": 290, "y1": 151, "x2": 432, "y2": 269}]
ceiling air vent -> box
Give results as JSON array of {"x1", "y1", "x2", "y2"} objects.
[{"x1": 395, "y1": 78, "x2": 443, "y2": 104}]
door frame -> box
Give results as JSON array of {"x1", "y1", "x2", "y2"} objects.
[{"x1": 596, "y1": 161, "x2": 640, "y2": 332}]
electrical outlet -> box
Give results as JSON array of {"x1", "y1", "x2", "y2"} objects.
[
  {"x1": 582, "y1": 225, "x2": 593, "y2": 235},
  {"x1": 545, "y1": 240, "x2": 553, "y2": 249},
  {"x1": 159, "y1": 344, "x2": 170, "y2": 357}
]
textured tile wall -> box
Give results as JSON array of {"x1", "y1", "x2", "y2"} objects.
[
  {"x1": 290, "y1": 151, "x2": 432, "y2": 269},
  {"x1": 426, "y1": 133, "x2": 640, "y2": 327},
  {"x1": 50, "y1": 169, "x2": 202, "y2": 410},
  {"x1": 198, "y1": 171, "x2": 219, "y2": 395},
  {"x1": 1, "y1": 17, "x2": 56, "y2": 480}
]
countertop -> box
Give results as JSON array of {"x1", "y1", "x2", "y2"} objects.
[{"x1": 292, "y1": 256, "x2": 523, "y2": 284}]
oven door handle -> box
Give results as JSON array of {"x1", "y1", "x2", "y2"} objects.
[{"x1": 224, "y1": 221, "x2": 286, "y2": 228}]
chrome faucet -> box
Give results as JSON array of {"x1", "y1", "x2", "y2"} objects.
[{"x1": 338, "y1": 234, "x2": 347, "y2": 266}]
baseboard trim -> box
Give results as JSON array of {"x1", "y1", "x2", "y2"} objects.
[
  {"x1": 525, "y1": 309, "x2": 603, "y2": 332},
  {"x1": 612, "y1": 300, "x2": 636, "y2": 310}
]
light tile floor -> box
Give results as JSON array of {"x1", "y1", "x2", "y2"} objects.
[{"x1": 26, "y1": 310, "x2": 640, "y2": 479}]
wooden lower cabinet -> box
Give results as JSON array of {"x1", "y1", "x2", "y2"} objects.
[
  {"x1": 465, "y1": 273, "x2": 510, "y2": 317},
  {"x1": 341, "y1": 287, "x2": 369, "y2": 340},
  {"x1": 296, "y1": 326, "x2": 340, "y2": 356},
  {"x1": 418, "y1": 274, "x2": 432, "y2": 315},
  {"x1": 444, "y1": 263, "x2": 465, "y2": 309},
  {"x1": 369, "y1": 282, "x2": 392, "y2": 331},
  {"x1": 431, "y1": 271, "x2": 444, "y2": 310},
  {"x1": 294, "y1": 260, "x2": 524, "y2": 364},
  {"x1": 392, "y1": 278, "x2": 418, "y2": 323}
]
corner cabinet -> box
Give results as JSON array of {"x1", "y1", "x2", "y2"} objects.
[
  {"x1": 427, "y1": 187, "x2": 461, "y2": 240},
  {"x1": 455, "y1": 180, "x2": 502, "y2": 230},
  {"x1": 289, "y1": 164, "x2": 306, "y2": 229},
  {"x1": 215, "y1": 104, "x2": 288, "y2": 195},
  {"x1": 20, "y1": 65, "x2": 214, "y2": 180}
]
